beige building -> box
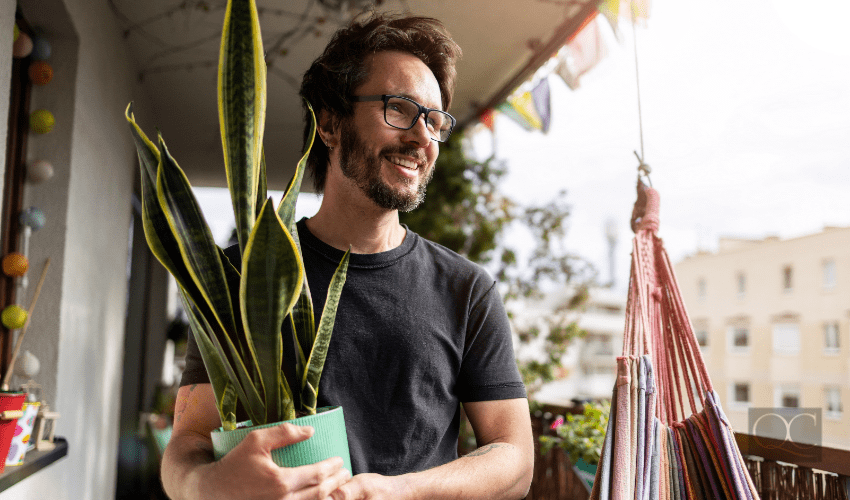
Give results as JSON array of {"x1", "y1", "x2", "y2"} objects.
[{"x1": 675, "y1": 227, "x2": 850, "y2": 450}]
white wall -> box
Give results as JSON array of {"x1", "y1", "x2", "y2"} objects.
[{"x1": 0, "y1": 0, "x2": 156, "y2": 497}]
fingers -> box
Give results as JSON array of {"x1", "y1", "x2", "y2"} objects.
[
  {"x1": 290, "y1": 463, "x2": 351, "y2": 500},
  {"x1": 243, "y1": 422, "x2": 315, "y2": 453},
  {"x1": 285, "y1": 456, "x2": 346, "y2": 492}
]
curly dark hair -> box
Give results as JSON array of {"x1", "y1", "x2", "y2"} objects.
[{"x1": 299, "y1": 14, "x2": 461, "y2": 193}]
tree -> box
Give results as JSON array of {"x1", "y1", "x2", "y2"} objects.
[{"x1": 400, "y1": 132, "x2": 597, "y2": 406}]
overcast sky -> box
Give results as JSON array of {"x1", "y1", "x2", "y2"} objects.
[
  {"x1": 196, "y1": 0, "x2": 850, "y2": 292},
  {"x1": 472, "y1": 0, "x2": 850, "y2": 291}
]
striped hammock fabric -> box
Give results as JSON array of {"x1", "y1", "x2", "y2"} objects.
[{"x1": 590, "y1": 184, "x2": 759, "y2": 500}]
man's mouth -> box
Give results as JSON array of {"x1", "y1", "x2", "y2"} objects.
[{"x1": 386, "y1": 155, "x2": 419, "y2": 170}]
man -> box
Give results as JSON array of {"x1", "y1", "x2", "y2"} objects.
[{"x1": 162, "y1": 14, "x2": 533, "y2": 500}]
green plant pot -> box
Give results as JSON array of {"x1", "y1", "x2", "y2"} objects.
[{"x1": 210, "y1": 406, "x2": 351, "y2": 473}]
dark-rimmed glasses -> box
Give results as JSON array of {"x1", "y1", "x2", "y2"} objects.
[{"x1": 351, "y1": 94, "x2": 455, "y2": 143}]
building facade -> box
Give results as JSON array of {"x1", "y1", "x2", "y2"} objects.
[{"x1": 675, "y1": 227, "x2": 850, "y2": 450}]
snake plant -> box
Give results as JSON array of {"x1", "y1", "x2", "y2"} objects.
[{"x1": 124, "y1": 0, "x2": 349, "y2": 430}]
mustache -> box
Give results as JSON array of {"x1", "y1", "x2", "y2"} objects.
[{"x1": 379, "y1": 146, "x2": 427, "y2": 164}]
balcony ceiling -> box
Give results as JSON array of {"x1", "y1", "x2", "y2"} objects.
[{"x1": 111, "y1": 0, "x2": 597, "y2": 190}]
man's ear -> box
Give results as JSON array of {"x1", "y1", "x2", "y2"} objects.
[{"x1": 316, "y1": 110, "x2": 339, "y2": 149}]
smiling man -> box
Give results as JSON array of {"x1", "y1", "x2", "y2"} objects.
[{"x1": 163, "y1": 15, "x2": 533, "y2": 500}]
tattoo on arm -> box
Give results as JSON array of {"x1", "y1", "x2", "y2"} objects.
[
  {"x1": 175, "y1": 384, "x2": 198, "y2": 425},
  {"x1": 462, "y1": 443, "x2": 513, "y2": 458}
]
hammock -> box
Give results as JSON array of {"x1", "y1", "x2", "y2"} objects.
[{"x1": 590, "y1": 182, "x2": 760, "y2": 500}]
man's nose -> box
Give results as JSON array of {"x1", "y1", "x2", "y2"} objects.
[{"x1": 402, "y1": 113, "x2": 432, "y2": 147}]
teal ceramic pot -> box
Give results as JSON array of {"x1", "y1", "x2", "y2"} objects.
[{"x1": 210, "y1": 406, "x2": 351, "y2": 473}]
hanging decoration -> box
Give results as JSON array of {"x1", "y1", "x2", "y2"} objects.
[
  {"x1": 19, "y1": 208, "x2": 46, "y2": 231},
  {"x1": 30, "y1": 36, "x2": 52, "y2": 60},
  {"x1": 2, "y1": 253, "x2": 28, "y2": 278},
  {"x1": 1, "y1": 306, "x2": 27, "y2": 330},
  {"x1": 554, "y1": 17, "x2": 608, "y2": 91},
  {"x1": 29, "y1": 110, "x2": 55, "y2": 134},
  {"x1": 495, "y1": 102, "x2": 534, "y2": 132},
  {"x1": 509, "y1": 91, "x2": 544, "y2": 131},
  {"x1": 12, "y1": 32, "x2": 32, "y2": 58},
  {"x1": 478, "y1": 109, "x2": 495, "y2": 131},
  {"x1": 28, "y1": 61, "x2": 53, "y2": 86},
  {"x1": 27, "y1": 160, "x2": 54, "y2": 184},
  {"x1": 531, "y1": 77, "x2": 552, "y2": 133}
]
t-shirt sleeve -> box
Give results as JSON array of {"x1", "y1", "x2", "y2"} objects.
[
  {"x1": 456, "y1": 280, "x2": 526, "y2": 402},
  {"x1": 180, "y1": 326, "x2": 211, "y2": 386}
]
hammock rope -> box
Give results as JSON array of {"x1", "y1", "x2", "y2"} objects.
[{"x1": 590, "y1": 181, "x2": 760, "y2": 500}]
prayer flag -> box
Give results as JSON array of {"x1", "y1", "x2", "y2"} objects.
[
  {"x1": 495, "y1": 102, "x2": 534, "y2": 132},
  {"x1": 531, "y1": 78, "x2": 551, "y2": 133},
  {"x1": 554, "y1": 18, "x2": 608, "y2": 90}
]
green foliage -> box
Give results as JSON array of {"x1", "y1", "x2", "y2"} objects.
[
  {"x1": 539, "y1": 401, "x2": 610, "y2": 465},
  {"x1": 126, "y1": 0, "x2": 349, "y2": 429}
]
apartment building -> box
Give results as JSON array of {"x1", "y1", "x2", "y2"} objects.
[
  {"x1": 513, "y1": 287, "x2": 626, "y2": 406},
  {"x1": 675, "y1": 227, "x2": 850, "y2": 449}
]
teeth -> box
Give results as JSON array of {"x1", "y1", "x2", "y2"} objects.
[{"x1": 388, "y1": 156, "x2": 417, "y2": 169}]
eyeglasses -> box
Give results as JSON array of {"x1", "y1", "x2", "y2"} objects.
[{"x1": 351, "y1": 94, "x2": 455, "y2": 143}]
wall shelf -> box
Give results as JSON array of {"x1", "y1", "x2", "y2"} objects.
[{"x1": 0, "y1": 437, "x2": 67, "y2": 492}]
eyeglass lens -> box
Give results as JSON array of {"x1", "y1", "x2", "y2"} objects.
[{"x1": 384, "y1": 97, "x2": 453, "y2": 141}]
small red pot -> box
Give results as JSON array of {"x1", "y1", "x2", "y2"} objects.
[{"x1": 0, "y1": 392, "x2": 26, "y2": 473}]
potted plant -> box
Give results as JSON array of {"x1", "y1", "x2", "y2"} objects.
[
  {"x1": 539, "y1": 401, "x2": 610, "y2": 492},
  {"x1": 124, "y1": 0, "x2": 352, "y2": 472}
]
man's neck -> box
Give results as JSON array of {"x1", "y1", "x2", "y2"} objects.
[{"x1": 305, "y1": 181, "x2": 407, "y2": 254}]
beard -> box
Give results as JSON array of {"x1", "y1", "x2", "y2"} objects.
[{"x1": 338, "y1": 118, "x2": 433, "y2": 212}]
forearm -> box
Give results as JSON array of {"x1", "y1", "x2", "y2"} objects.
[
  {"x1": 161, "y1": 430, "x2": 216, "y2": 500},
  {"x1": 401, "y1": 441, "x2": 533, "y2": 500}
]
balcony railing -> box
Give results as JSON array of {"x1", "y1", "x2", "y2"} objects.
[{"x1": 524, "y1": 405, "x2": 850, "y2": 500}]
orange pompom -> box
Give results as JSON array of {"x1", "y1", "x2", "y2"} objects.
[
  {"x1": 2, "y1": 253, "x2": 28, "y2": 277},
  {"x1": 28, "y1": 61, "x2": 53, "y2": 86}
]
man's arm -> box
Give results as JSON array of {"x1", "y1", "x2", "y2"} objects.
[
  {"x1": 162, "y1": 383, "x2": 351, "y2": 500},
  {"x1": 330, "y1": 398, "x2": 534, "y2": 500}
]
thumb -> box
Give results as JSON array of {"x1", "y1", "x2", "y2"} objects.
[{"x1": 250, "y1": 423, "x2": 314, "y2": 452}]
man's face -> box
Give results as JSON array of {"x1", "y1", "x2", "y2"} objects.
[{"x1": 336, "y1": 51, "x2": 442, "y2": 212}]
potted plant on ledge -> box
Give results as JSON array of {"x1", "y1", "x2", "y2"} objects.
[{"x1": 124, "y1": 0, "x2": 352, "y2": 472}]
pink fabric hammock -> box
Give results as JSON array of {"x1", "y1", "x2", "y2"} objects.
[{"x1": 590, "y1": 182, "x2": 759, "y2": 500}]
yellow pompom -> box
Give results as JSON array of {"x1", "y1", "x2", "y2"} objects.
[
  {"x1": 2, "y1": 305, "x2": 27, "y2": 330},
  {"x1": 2, "y1": 253, "x2": 28, "y2": 277},
  {"x1": 30, "y1": 109, "x2": 55, "y2": 134}
]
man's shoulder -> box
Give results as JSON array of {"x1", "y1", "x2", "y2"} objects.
[{"x1": 411, "y1": 232, "x2": 494, "y2": 283}]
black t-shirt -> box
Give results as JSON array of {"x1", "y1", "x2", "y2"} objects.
[{"x1": 181, "y1": 218, "x2": 526, "y2": 475}]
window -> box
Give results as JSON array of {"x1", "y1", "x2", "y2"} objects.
[
  {"x1": 698, "y1": 278, "x2": 706, "y2": 300},
  {"x1": 729, "y1": 326, "x2": 749, "y2": 351},
  {"x1": 776, "y1": 385, "x2": 801, "y2": 408},
  {"x1": 823, "y1": 259, "x2": 836, "y2": 289},
  {"x1": 825, "y1": 387, "x2": 842, "y2": 418},
  {"x1": 782, "y1": 265, "x2": 793, "y2": 292},
  {"x1": 772, "y1": 323, "x2": 801, "y2": 354},
  {"x1": 733, "y1": 382, "x2": 750, "y2": 405},
  {"x1": 696, "y1": 329, "x2": 709, "y2": 349},
  {"x1": 824, "y1": 322, "x2": 840, "y2": 352},
  {"x1": 736, "y1": 272, "x2": 746, "y2": 297}
]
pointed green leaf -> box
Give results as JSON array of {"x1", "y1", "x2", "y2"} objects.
[
  {"x1": 179, "y1": 290, "x2": 234, "y2": 426},
  {"x1": 156, "y1": 135, "x2": 238, "y2": 339},
  {"x1": 127, "y1": 105, "x2": 207, "y2": 313},
  {"x1": 240, "y1": 198, "x2": 303, "y2": 423},
  {"x1": 183, "y1": 286, "x2": 267, "y2": 425},
  {"x1": 302, "y1": 249, "x2": 350, "y2": 413},
  {"x1": 219, "y1": 0, "x2": 266, "y2": 254},
  {"x1": 277, "y1": 100, "x2": 316, "y2": 231},
  {"x1": 256, "y1": 147, "x2": 268, "y2": 220}
]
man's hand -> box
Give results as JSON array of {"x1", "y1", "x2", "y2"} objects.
[
  {"x1": 329, "y1": 473, "x2": 413, "y2": 500},
  {"x1": 162, "y1": 384, "x2": 350, "y2": 500},
  {"x1": 196, "y1": 424, "x2": 352, "y2": 500}
]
